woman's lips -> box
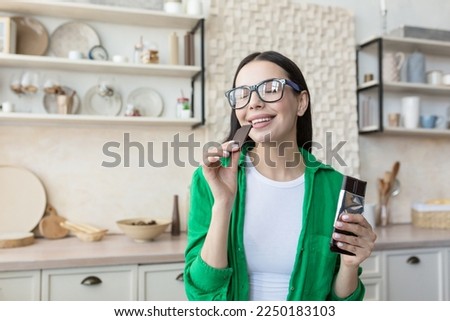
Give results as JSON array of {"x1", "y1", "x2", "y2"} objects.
[{"x1": 250, "y1": 116, "x2": 274, "y2": 129}]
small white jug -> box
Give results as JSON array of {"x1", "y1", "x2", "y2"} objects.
[{"x1": 383, "y1": 52, "x2": 405, "y2": 82}]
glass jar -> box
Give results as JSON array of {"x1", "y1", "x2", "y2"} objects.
[{"x1": 176, "y1": 97, "x2": 191, "y2": 118}]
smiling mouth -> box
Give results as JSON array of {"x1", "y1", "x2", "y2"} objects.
[{"x1": 250, "y1": 117, "x2": 274, "y2": 126}]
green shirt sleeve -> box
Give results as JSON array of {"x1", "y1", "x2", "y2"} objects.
[{"x1": 184, "y1": 167, "x2": 233, "y2": 301}]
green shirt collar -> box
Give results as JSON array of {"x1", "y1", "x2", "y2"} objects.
[{"x1": 223, "y1": 142, "x2": 333, "y2": 173}]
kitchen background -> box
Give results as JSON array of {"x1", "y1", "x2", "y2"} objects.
[{"x1": 1, "y1": 0, "x2": 449, "y2": 233}]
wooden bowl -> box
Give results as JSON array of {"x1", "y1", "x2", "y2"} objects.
[{"x1": 116, "y1": 218, "x2": 171, "y2": 242}]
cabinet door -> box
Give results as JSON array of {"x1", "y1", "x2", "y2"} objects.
[
  {"x1": 360, "y1": 251, "x2": 384, "y2": 300},
  {"x1": 42, "y1": 265, "x2": 137, "y2": 301},
  {"x1": 385, "y1": 248, "x2": 444, "y2": 300},
  {"x1": 0, "y1": 270, "x2": 40, "y2": 301},
  {"x1": 139, "y1": 263, "x2": 186, "y2": 301}
]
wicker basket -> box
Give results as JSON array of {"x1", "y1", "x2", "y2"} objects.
[{"x1": 411, "y1": 202, "x2": 450, "y2": 229}]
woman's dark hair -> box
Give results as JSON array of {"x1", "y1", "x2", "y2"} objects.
[{"x1": 224, "y1": 51, "x2": 312, "y2": 152}]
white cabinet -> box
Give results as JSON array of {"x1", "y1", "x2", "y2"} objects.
[
  {"x1": 360, "y1": 251, "x2": 384, "y2": 301},
  {"x1": 356, "y1": 36, "x2": 450, "y2": 136},
  {"x1": 138, "y1": 263, "x2": 186, "y2": 301},
  {"x1": 0, "y1": 1, "x2": 205, "y2": 128},
  {"x1": 1, "y1": 262, "x2": 186, "y2": 301},
  {"x1": 0, "y1": 270, "x2": 41, "y2": 301},
  {"x1": 41, "y1": 265, "x2": 138, "y2": 301},
  {"x1": 362, "y1": 247, "x2": 448, "y2": 301}
]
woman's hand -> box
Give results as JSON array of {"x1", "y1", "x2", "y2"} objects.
[
  {"x1": 201, "y1": 141, "x2": 241, "y2": 209},
  {"x1": 332, "y1": 213, "x2": 377, "y2": 266}
]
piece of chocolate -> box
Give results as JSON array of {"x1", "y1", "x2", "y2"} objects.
[{"x1": 233, "y1": 124, "x2": 252, "y2": 148}]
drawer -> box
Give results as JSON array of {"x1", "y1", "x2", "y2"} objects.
[
  {"x1": 385, "y1": 248, "x2": 444, "y2": 300},
  {"x1": 361, "y1": 278, "x2": 382, "y2": 301},
  {"x1": 139, "y1": 263, "x2": 186, "y2": 301},
  {"x1": 360, "y1": 251, "x2": 381, "y2": 277},
  {"x1": 0, "y1": 270, "x2": 41, "y2": 301},
  {"x1": 42, "y1": 265, "x2": 138, "y2": 301}
]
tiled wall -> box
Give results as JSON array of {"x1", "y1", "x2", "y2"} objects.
[{"x1": 204, "y1": 0, "x2": 359, "y2": 176}]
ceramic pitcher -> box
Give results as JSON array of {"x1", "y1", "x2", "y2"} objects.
[
  {"x1": 407, "y1": 50, "x2": 426, "y2": 83},
  {"x1": 383, "y1": 52, "x2": 405, "y2": 82}
]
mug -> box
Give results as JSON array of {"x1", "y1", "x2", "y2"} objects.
[
  {"x1": 388, "y1": 113, "x2": 400, "y2": 127},
  {"x1": 68, "y1": 50, "x2": 83, "y2": 60},
  {"x1": 426, "y1": 70, "x2": 443, "y2": 85},
  {"x1": 364, "y1": 203, "x2": 376, "y2": 228},
  {"x1": 57, "y1": 94, "x2": 74, "y2": 114},
  {"x1": 420, "y1": 115, "x2": 442, "y2": 129},
  {"x1": 401, "y1": 96, "x2": 420, "y2": 129},
  {"x1": 443, "y1": 73, "x2": 450, "y2": 86},
  {"x1": 383, "y1": 52, "x2": 405, "y2": 82},
  {"x1": 1, "y1": 101, "x2": 14, "y2": 113}
]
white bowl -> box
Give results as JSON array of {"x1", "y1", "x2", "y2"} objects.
[{"x1": 116, "y1": 218, "x2": 171, "y2": 242}]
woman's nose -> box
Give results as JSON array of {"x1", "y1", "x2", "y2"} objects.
[{"x1": 248, "y1": 90, "x2": 263, "y2": 109}]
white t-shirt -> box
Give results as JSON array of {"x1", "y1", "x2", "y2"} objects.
[{"x1": 243, "y1": 158, "x2": 305, "y2": 301}]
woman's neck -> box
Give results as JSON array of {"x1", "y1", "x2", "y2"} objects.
[{"x1": 249, "y1": 142, "x2": 305, "y2": 181}]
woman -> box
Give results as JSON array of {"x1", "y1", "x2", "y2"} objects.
[{"x1": 184, "y1": 51, "x2": 376, "y2": 301}]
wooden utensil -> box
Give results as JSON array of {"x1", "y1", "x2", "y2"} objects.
[
  {"x1": 386, "y1": 161, "x2": 401, "y2": 203},
  {"x1": 38, "y1": 204, "x2": 69, "y2": 239},
  {"x1": 60, "y1": 220, "x2": 107, "y2": 242}
]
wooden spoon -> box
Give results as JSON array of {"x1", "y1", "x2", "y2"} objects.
[
  {"x1": 38, "y1": 204, "x2": 69, "y2": 239},
  {"x1": 386, "y1": 161, "x2": 401, "y2": 202}
]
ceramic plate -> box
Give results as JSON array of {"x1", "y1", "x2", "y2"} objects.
[
  {"x1": 12, "y1": 16, "x2": 49, "y2": 56},
  {"x1": 0, "y1": 166, "x2": 47, "y2": 233},
  {"x1": 127, "y1": 87, "x2": 164, "y2": 117},
  {"x1": 83, "y1": 85, "x2": 122, "y2": 116},
  {"x1": 48, "y1": 21, "x2": 100, "y2": 58},
  {"x1": 43, "y1": 86, "x2": 81, "y2": 114}
]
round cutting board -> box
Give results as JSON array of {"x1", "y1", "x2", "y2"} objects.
[
  {"x1": 0, "y1": 232, "x2": 34, "y2": 249},
  {"x1": 0, "y1": 166, "x2": 47, "y2": 233}
]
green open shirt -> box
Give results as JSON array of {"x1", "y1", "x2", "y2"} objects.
[{"x1": 184, "y1": 145, "x2": 365, "y2": 301}]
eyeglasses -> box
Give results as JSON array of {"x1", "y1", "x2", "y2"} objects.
[{"x1": 225, "y1": 78, "x2": 302, "y2": 109}]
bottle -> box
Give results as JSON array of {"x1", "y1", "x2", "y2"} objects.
[
  {"x1": 133, "y1": 36, "x2": 144, "y2": 64},
  {"x1": 171, "y1": 194, "x2": 180, "y2": 236},
  {"x1": 169, "y1": 32, "x2": 179, "y2": 65},
  {"x1": 184, "y1": 32, "x2": 194, "y2": 65}
]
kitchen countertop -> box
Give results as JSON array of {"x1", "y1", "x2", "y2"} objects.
[
  {"x1": 0, "y1": 232, "x2": 186, "y2": 272},
  {"x1": 2, "y1": 224, "x2": 450, "y2": 272},
  {"x1": 373, "y1": 223, "x2": 450, "y2": 250}
]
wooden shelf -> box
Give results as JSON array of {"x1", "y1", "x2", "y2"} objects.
[
  {"x1": 358, "y1": 81, "x2": 450, "y2": 95},
  {"x1": 383, "y1": 127, "x2": 450, "y2": 137},
  {"x1": 0, "y1": 54, "x2": 201, "y2": 77},
  {"x1": 0, "y1": 113, "x2": 201, "y2": 128},
  {"x1": 0, "y1": 1, "x2": 202, "y2": 29},
  {"x1": 360, "y1": 35, "x2": 450, "y2": 56}
]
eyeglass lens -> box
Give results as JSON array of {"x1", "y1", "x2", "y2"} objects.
[{"x1": 231, "y1": 79, "x2": 284, "y2": 109}]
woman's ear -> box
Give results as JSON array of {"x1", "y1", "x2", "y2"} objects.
[{"x1": 296, "y1": 91, "x2": 309, "y2": 117}]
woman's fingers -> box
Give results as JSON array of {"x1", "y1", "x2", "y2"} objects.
[{"x1": 203, "y1": 141, "x2": 240, "y2": 167}]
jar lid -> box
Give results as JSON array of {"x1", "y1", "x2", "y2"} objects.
[{"x1": 177, "y1": 97, "x2": 189, "y2": 102}]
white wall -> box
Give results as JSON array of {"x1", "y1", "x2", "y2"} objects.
[{"x1": 295, "y1": 0, "x2": 450, "y2": 43}]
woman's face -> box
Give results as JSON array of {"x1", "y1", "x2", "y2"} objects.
[{"x1": 234, "y1": 60, "x2": 308, "y2": 145}]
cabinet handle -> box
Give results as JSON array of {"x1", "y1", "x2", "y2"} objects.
[
  {"x1": 81, "y1": 276, "x2": 102, "y2": 286},
  {"x1": 406, "y1": 256, "x2": 420, "y2": 265},
  {"x1": 175, "y1": 272, "x2": 184, "y2": 282}
]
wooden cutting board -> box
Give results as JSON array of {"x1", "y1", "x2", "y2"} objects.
[
  {"x1": 0, "y1": 232, "x2": 34, "y2": 248},
  {"x1": 0, "y1": 166, "x2": 47, "y2": 233},
  {"x1": 38, "y1": 204, "x2": 69, "y2": 239}
]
